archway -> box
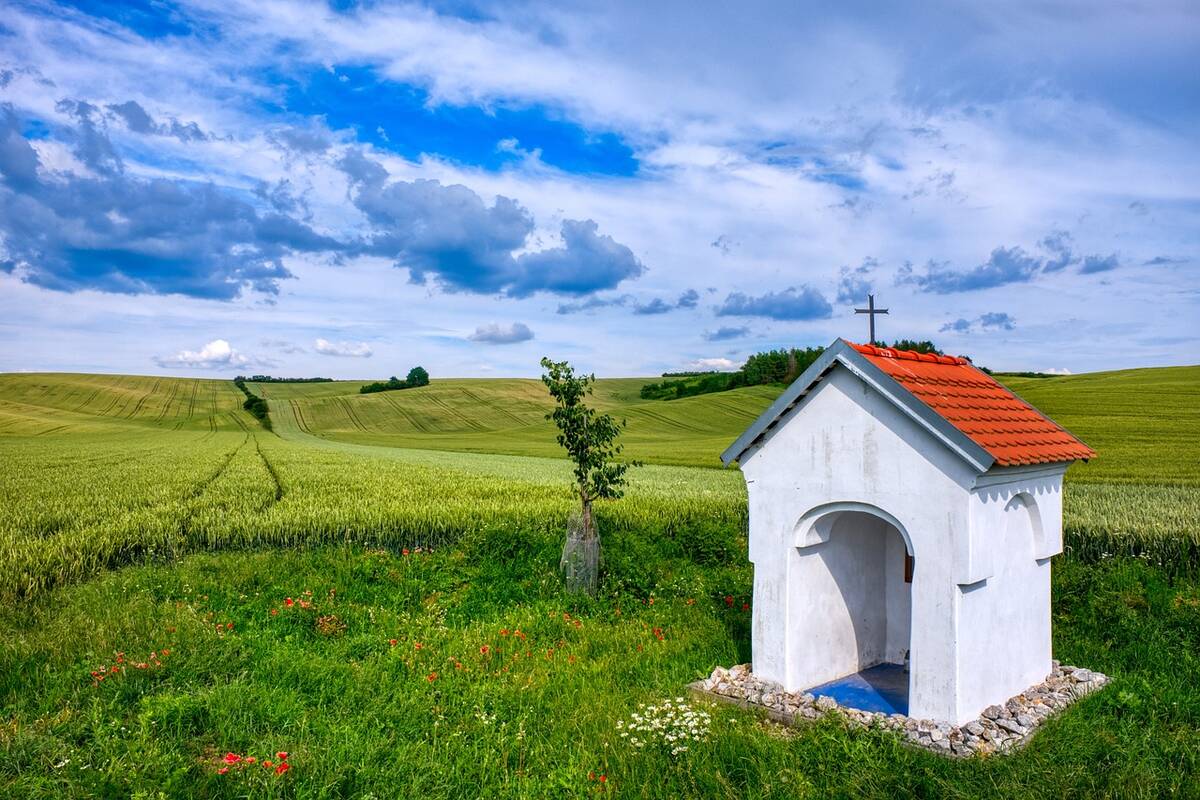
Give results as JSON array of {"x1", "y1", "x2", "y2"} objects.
[{"x1": 792, "y1": 504, "x2": 913, "y2": 714}]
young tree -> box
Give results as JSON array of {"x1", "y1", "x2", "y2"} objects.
[{"x1": 540, "y1": 357, "x2": 639, "y2": 594}]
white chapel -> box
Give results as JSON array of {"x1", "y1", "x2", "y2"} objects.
[{"x1": 722, "y1": 339, "x2": 1094, "y2": 725}]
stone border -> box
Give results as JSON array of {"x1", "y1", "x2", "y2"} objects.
[{"x1": 690, "y1": 662, "x2": 1108, "y2": 757}]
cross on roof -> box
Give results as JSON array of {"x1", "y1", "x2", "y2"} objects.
[{"x1": 854, "y1": 294, "x2": 888, "y2": 345}]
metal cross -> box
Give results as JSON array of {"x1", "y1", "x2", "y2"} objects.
[{"x1": 854, "y1": 294, "x2": 889, "y2": 345}]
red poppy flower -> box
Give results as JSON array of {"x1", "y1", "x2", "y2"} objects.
[
  {"x1": 500, "y1": 629, "x2": 509, "y2": 636},
  {"x1": 724, "y1": 595, "x2": 734, "y2": 607},
  {"x1": 245, "y1": 756, "x2": 256, "y2": 764},
  {"x1": 589, "y1": 771, "x2": 596, "y2": 780},
  {"x1": 263, "y1": 760, "x2": 273, "y2": 768},
  {"x1": 402, "y1": 548, "x2": 410, "y2": 556},
  {"x1": 480, "y1": 645, "x2": 490, "y2": 655},
  {"x1": 414, "y1": 642, "x2": 423, "y2": 650},
  {"x1": 285, "y1": 597, "x2": 294, "y2": 607},
  {"x1": 226, "y1": 622, "x2": 234, "y2": 630},
  {"x1": 742, "y1": 602, "x2": 750, "y2": 611},
  {"x1": 427, "y1": 672, "x2": 438, "y2": 681},
  {"x1": 270, "y1": 608, "x2": 278, "y2": 616},
  {"x1": 686, "y1": 598, "x2": 696, "y2": 605},
  {"x1": 223, "y1": 753, "x2": 241, "y2": 764},
  {"x1": 648, "y1": 597, "x2": 655, "y2": 605},
  {"x1": 599, "y1": 775, "x2": 607, "y2": 783},
  {"x1": 217, "y1": 767, "x2": 229, "y2": 775},
  {"x1": 389, "y1": 639, "x2": 398, "y2": 647},
  {"x1": 161, "y1": 649, "x2": 170, "y2": 656},
  {"x1": 276, "y1": 752, "x2": 289, "y2": 760},
  {"x1": 275, "y1": 763, "x2": 290, "y2": 775}
]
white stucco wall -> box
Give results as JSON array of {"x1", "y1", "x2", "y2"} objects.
[
  {"x1": 956, "y1": 469, "x2": 1066, "y2": 718},
  {"x1": 738, "y1": 365, "x2": 1068, "y2": 725}
]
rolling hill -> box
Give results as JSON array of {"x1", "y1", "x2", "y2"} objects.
[
  {"x1": 0, "y1": 373, "x2": 251, "y2": 435},
  {"x1": 252, "y1": 378, "x2": 781, "y2": 467}
]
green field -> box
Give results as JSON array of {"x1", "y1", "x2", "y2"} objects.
[
  {"x1": 253, "y1": 377, "x2": 780, "y2": 468},
  {"x1": 1, "y1": 366, "x2": 1198, "y2": 797}
]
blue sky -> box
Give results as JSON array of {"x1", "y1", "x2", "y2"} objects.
[{"x1": 0, "y1": 0, "x2": 1197, "y2": 378}]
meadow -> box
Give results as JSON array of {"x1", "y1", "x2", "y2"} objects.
[{"x1": 0, "y1": 365, "x2": 1198, "y2": 797}]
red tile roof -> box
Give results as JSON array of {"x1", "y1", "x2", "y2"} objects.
[{"x1": 851, "y1": 343, "x2": 1095, "y2": 467}]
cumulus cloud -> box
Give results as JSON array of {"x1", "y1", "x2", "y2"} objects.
[
  {"x1": 556, "y1": 295, "x2": 630, "y2": 314},
  {"x1": 107, "y1": 100, "x2": 210, "y2": 142},
  {"x1": 341, "y1": 153, "x2": 644, "y2": 297},
  {"x1": 899, "y1": 239, "x2": 1124, "y2": 293},
  {"x1": 716, "y1": 286, "x2": 832, "y2": 321},
  {"x1": 899, "y1": 247, "x2": 1043, "y2": 294},
  {"x1": 687, "y1": 357, "x2": 739, "y2": 371},
  {"x1": 0, "y1": 104, "x2": 344, "y2": 299},
  {"x1": 467, "y1": 322, "x2": 534, "y2": 344},
  {"x1": 560, "y1": 289, "x2": 697, "y2": 316},
  {"x1": 704, "y1": 326, "x2": 749, "y2": 341},
  {"x1": 939, "y1": 311, "x2": 1016, "y2": 333},
  {"x1": 154, "y1": 339, "x2": 255, "y2": 369},
  {"x1": 1081, "y1": 253, "x2": 1120, "y2": 274},
  {"x1": 314, "y1": 338, "x2": 373, "y2": 357},
  {"x1": 836, "y1": 258, "x2": 877, "y2": 304}
]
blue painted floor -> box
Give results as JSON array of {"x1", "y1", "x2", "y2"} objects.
[{"x1": 807, "y1": 663, "x2": 909, "y2": 715}]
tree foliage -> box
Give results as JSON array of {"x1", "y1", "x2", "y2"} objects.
[
  {"x1": 540, "y1": 357, "x2": 638, "y2": 511},
  {"x1": 540, "y1": 357, "x2": 642, "y2": 594},
  {"x1": 360, "y1": 366, "x2": 431, "y2": 394}
]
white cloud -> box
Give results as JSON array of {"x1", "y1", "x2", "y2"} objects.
[
  {"x1": 1042, "y1": 367, "x2": 1072, "y2": 375},
  {"x1": 686, "y1": 357, "x2": 740, "y2": 371},
  {"x1": 468, "y1": 322, "x2": 534, "y2": 345},
  {"x1": 314, "y1": 338, "x2": 373, "y2": 357},
  {"x1": 154, "y1": 339, "x2": 252, "y2": 369}
]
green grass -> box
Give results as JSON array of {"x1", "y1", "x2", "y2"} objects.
[
  {"x1": 0, "y1": 374, "x2": 251, "y2": 435},
  {"x1": 1, "y1": 539, "x2": 1196, "y2": 798},
  {"x1": 0, "y1": 365, "x2": 1198, "y2": 796},
  {"x1": 254, "y1": 378, "x2": 780, "y2": 468},
  {"x1": 998, "y1": 365, "x2": 1200, "y2": 487}
]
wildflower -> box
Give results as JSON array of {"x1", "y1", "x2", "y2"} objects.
[
  {"x1": 161, "y1": 649, "x2": 170, "y2": 656},
  {"x1": 276, "y1": 763, "x2": 290, "y2": 775},
  {"x1": 270, "y1": 608, "x2": 278, "y2": 616},
  {"x1": 600, "y1": 775, "x2": 607, "y2": 783},
  {"x1": 245, "y1": 756, "x2": 256, "y2": 764},
  {"x1": 742, "y1": 602, "x2": 750, "y2": 612},
  {"x1": 285, "y1": 597, "x2": 294, "y2": 607},
  {"x1": 389, "y1": 639, "x2": 398, "y2": 647},
  {"x1": 223, "y1": 753, "x2": 241, "y2": 765},
  {"x1": 226, "y1": 622, "x2": 234, "y2": 630},
  {"x1": 263, "y1": 760, "x2": 273, "y2": 768},
  {"x1": 402, "y1": 548, "x2": 410, "y2": 556},
  {"x1": 568, "y1": 655, "x2": 577, "y2": 665},
  {"x1": 276, "y1": 752, "x2": 288, "y2": 760},
  {"x1": 573, "y1": 619, "x2": 582, "y2": 628},
  {"x1": 427, "y1": 672, "x2": 438, "y2": 682},
  {"x1": 724, "y1": 595, "x2": 734, "y2": 607},
  {"x1": 648, "y1": 597, "x2": 655, "y2": 605},
  {"x1": 217, "y1": 767, "x2": 229, "y2": 775},
  {"x1": 414, "y1": 642, "x2": 423, "y2": 650},
  {"x1": 480, "y1": 645, "x2": 490, "y2": 655},
  {"x1": 686, "y1": 598, "x2": 695, "y2": 606},
  {"x1": 589, "y1": 771, "x2": 596, "y2": 781}
]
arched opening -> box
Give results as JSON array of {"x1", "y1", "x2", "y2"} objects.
[{"x1": 792, "y1": 505, "x2": 913, "y2": 715}]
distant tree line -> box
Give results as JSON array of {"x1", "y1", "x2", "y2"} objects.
[
  {"x1": 360, "y1": 367, "x2": 431, "y2": 394},
  {"x1": 233, "y1": 375, "x2": 333, "y2": 383},
  {"x1": 232, "y1": 379, "x2": 271, "y2": 430},
  {"x1": 640, "y1": 340, "x2": 944, "y2": 400}
]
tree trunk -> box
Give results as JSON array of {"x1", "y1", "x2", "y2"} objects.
[{"x1": 561, "y1": 493, "x2": 599, "y2": 595}]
